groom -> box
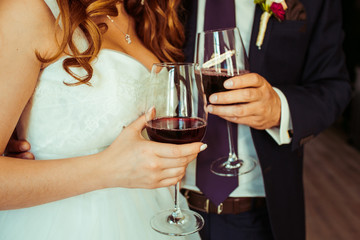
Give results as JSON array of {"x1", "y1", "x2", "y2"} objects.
[{"x1": 179, "y1": 0, "x2": 351, "y2": 239}]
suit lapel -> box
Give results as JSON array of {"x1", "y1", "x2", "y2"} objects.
[
  {"x1": 183, "y1": 0, "x2": 198, "y2": 62},
  {"x1": 249, "y1": 5, "x2": 274, "y2": 168},
  {"x1": 249, "y1": 5, "x2": 273, "y2": 76}
]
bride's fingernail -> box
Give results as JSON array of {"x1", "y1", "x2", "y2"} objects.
[
  {"x1": 200, "y1": 144, "x2": 208, "y2": 152},
  {"x1": 207, "y1": 106, "x2": 213, "y2": 113}
]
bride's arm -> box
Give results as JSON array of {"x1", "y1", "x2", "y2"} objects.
[
  {"x1": 0, "y1": 0, "x2": 43, "y2": 155},
  {"x1": 0, "y1": 0, "x2": 95, "y2": 210},
  {"x1": 0, "y1": 0, "x2": 206, "y2": 210}
]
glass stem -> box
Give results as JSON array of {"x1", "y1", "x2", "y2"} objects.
[
  {"x1": 174, "y1": 182, "x2": 180, "y2": 213},
  {"x1": 169, "y1": 182, "x2": 184, "y2": 223},
  {"x1": 226, "y1": 121, "x2": 238, "y2": 163}
]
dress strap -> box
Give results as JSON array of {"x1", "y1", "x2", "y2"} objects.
[
  {"x1": 42, "y1": 0, "x2": 89, "y2": 53},
  {"x1": 43, "y1": 0, "x2": 60, "y2": 19}
]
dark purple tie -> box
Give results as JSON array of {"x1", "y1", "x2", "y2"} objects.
[
  {"x1": 203, "y1": 0, "x2": 236, "y2": 31},
  {"x1": 196, "y1": 0, "x2": 238, "y2": 206}
]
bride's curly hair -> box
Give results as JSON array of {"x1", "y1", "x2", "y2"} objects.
[{"x1": 38, "y1": 0, "x2": 185, "y2": 86}]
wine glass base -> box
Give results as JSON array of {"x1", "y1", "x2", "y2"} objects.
[
  {"x1": 210, "y1": 156, "x2": 257, "y2": 177},
  {"x1": 150, "y1": 209, "x2": 204, "y2": 236}
]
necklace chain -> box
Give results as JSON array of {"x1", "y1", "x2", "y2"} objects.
[{"x1": 106, "y1": 15, "x2": 132, "y2": 44}]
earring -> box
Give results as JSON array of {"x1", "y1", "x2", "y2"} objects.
[{"x1": 141, "y1": 0, "x2": 144, "y2": 5}]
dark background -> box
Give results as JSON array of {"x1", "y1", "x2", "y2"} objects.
[{"x1": 341, "y1": 0, "x2": 360, "y2": 151}]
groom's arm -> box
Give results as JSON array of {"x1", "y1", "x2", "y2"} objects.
[{"x1": 277, "y1": 0, "x2": 352, "y2": 150}]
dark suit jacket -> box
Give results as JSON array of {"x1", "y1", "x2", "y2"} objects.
[{"x1": 182, "y1": 1, "x2": 352, "y2": 240}]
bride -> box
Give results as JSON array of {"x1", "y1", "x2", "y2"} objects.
[{"x1": 0, "y1": 0, "x2": 205, "y2": 239}]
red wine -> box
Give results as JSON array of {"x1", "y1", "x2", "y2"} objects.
[
  {"x1": 146, "y1": 117, "x2": 207, "y2": 144},
  {"x1": 201, "y1": 69, "x2": 249, "y2": 100}
]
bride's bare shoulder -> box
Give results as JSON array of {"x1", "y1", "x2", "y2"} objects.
[
  {"x1": 0, "y1": 0, "x2": 57, "y2": 56},
  {"x1": 0, "y1": 0, "x2": 55, "y2": 28}
]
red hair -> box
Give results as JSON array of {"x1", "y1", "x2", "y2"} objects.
[{"x1": 37, "y1": 0, "x2": 185, "y2": 86}]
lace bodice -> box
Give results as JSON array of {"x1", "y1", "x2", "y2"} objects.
[
  {"x1": 17, "y1": 0, "x2": 151, "y2": 159},
  {"x1": 17, "y1": 49, "x2": 150, "y2": 159}
]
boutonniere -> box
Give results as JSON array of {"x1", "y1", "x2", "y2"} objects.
[{"x1": 254, "y1": 0, "x2": 288, "y2": 49}]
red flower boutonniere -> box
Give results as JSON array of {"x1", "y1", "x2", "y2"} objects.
[{"x1": 254, "y1": 0, "x2": 288, "y2": 49}]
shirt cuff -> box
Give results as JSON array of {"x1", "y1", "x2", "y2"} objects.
[{"x1": 265, "y1": 87, "x2": 293, "y2": 145}]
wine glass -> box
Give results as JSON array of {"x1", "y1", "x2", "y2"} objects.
[
  {"x1": 145, "y1": 63, "x2": 207, "y2": 236},
  {"x1": 195, "y1": 27, "x2": 256, "y2": 177}
]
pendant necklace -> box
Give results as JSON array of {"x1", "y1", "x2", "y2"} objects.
[{"x1": 106, "y1": 15, "x2": 132, "y2": 44}]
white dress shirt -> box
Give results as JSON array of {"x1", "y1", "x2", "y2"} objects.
[{"x1": 182, "y1": 0, "x2": 292, "y2": 197}]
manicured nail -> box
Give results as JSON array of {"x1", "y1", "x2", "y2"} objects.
[
  {"x1": 209, "y1": 95, "x2": 217, "y2": 103},
  {"x1": 207, "y1": 105, "x2": 213, "y2": 113},
  {"x1": 224, "y1": 80, "x2": 233, "y2": 88},
  {"x1": 200, "y1": 144, "x2": 208, "y2": 151}
]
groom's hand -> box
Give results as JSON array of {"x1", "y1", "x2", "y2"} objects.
[
  {"x1": 4, "y1": 133, "x2": 35, "y2": 159},
  {"x1": 206, "y1": 73, "x2": 281, "y2": 130}
]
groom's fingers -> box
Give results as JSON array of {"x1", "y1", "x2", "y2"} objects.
[
  {"x1": 5, "y1": 139, "x2": 30, "y2": 153},
  {"x1": 6, "y1": 152, "x2": 35, "y2": 160},
  {"x1": 4, "y1": 139, "x2": 35, "y2": 159}
]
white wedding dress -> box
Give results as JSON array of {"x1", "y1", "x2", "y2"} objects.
[{"x1": 0, "y1": 1, "x2": 200, "y2": 240}]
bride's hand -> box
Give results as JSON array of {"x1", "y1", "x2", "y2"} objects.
[{"x1": 99, "y1": 114, "x2": 207, "y2": 189}]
